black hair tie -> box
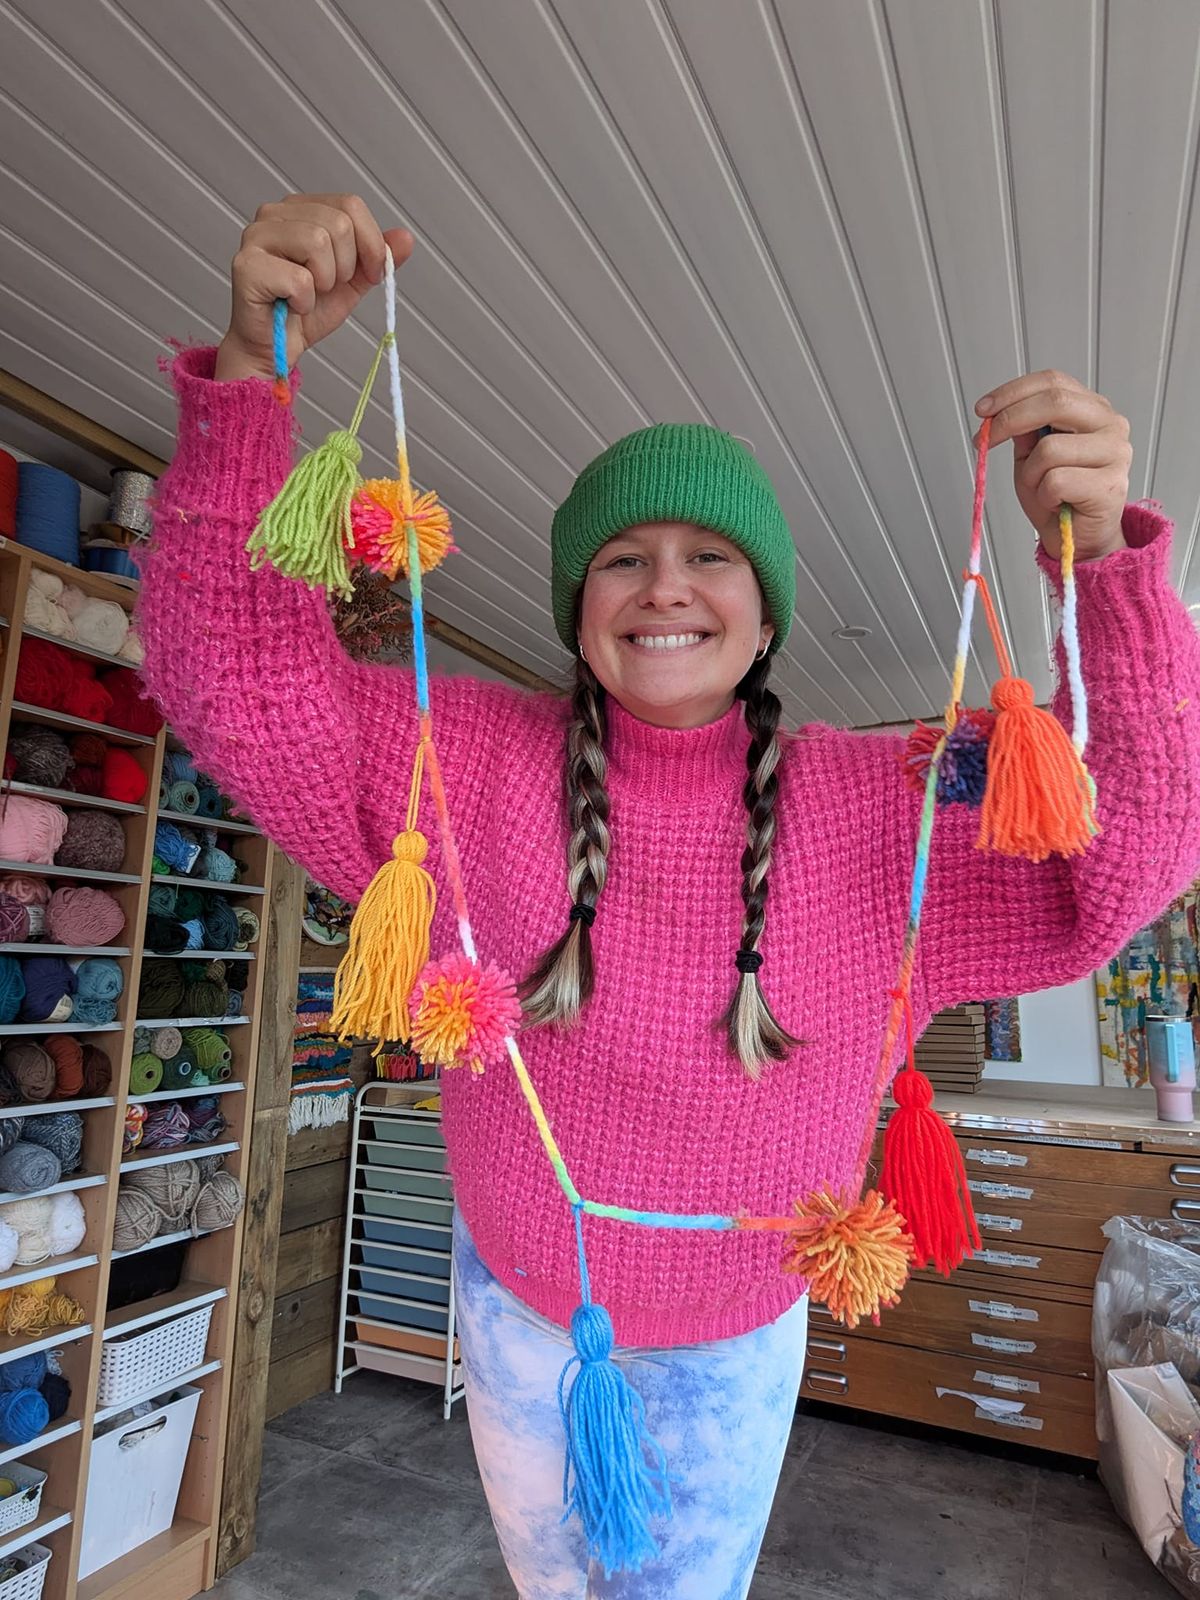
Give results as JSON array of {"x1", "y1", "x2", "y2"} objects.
[
  {"x1": 735, "y1": 949, "x2": 763, "y2": 975},
  {"x1": 569, "y1": 902, "x2": 597, "y2": 928}
]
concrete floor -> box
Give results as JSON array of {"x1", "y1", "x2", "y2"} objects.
[{"x1": 210, "y1": 1368, "x2": 1170, "y2": 1600}]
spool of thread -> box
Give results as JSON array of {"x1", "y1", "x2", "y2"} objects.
[
  {"x1": 45, "y1": 1037, "x2": 83, "y2": 1100},
  {"x1": 112, "y1": 1187, "x2": 159, "y2": 1251},
  {"x1": 105, "y1": 470, "x2": 155, "y2": 538},
  {"x1": 193, "y1": 1171, "x2": 244, "y2": 1233},
  {"x1": 16, "y1": 463, "x2": 80, "y2": 565},
  {"x1": 0, "y1": 1144, "x2": 60, "y2": 1194},
  {"x1": 142, "y1": 1103, "x2": 189, "y2": 1150},
  {"x1": 0, "y1": 1388, "x2": 49, "y2": 1446},
  {"x1": 167, "y1": 781, "x2": 199, "y2": 815},
  {"x1": 22, "y1": 1114, "x2": 82, "y2": 1173},
  {"x1": 17, "y1": 958, "x2": 75, "y2": 1024},
  {"x1": 203, "y1": 897, "x2": 238, "y2": 951},
  {"x1": 125, "y1": 1159, "x2": 200, "y2": 1230},
  {"x1": 160, "y1": 1048, "x2": 196, "y2": 1091},
  {"x1": 3, "y1": 1046, "x2": 54, "y2": 1103},
  {"x1": 195, "y1": 783, "x2": 222, "y2": 819},
  {"x1": 0, "y1": 796, "x2": 68, "y2": 865},
  {"x1": 0, "y1": 961, "x2": 23, "y2": 1026},
  {"x1": 8, "y1": 727, "x2": 72, "y2": 789},
  {"x1": 0, "y1": 897, "x2": 28, "y2": 945},
  {"x1": 0, "y1": 451, "x2": 17, "y2": 537},
  {"x1": 45, "y1": 886, "x2": 125, "y2": 947},
  {"x1": 138, "y1": 961, "x2": 184, "y2": 1019},
  {"x1": 55, "y1": 811, "x2": 125, "y2": 874},
  {"x1": 157, "y1": 780, "x2": 170, "y2": 814},
  {"x1": 40, "y1": 1373, "x2": 69, "y2": 1421},
  {"x1": 0, "y1": 1352, "x2": 47, "y2": 1394},
  {"x1": 129, "y1": 1053, "x2": 163, "y2": 1096},
  {"x1": 81, "y1": 1044, "x2": 112, "y2": 1096}
]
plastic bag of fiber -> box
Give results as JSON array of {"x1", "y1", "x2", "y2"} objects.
[{"x1": 1092, "y1": 1216, "x2": 1200, "y2": 1597}]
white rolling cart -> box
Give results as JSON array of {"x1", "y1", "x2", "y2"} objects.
[{"x1": 335, "y1": 1081, "x2": 465, "y2": 1419}]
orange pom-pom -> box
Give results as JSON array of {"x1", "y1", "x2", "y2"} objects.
[
  {"x1": 409, "y1": 952, "x2": 521, "y2": 1074},
  {"x1": 977, "y1": 675, "x2": 1097, "y2": 861},
  {"x1": 781, "y1": 1186, "x2": 913, "y2": 1329},
  {"x1": 349, "y1": 480, "x2": 455, "y2": 580}
]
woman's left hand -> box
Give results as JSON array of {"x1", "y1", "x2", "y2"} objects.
[{"x1": 973, "y1": 370, "x2": 1132, "y2": 561}]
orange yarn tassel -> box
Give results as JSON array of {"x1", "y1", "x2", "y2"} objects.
[
  {"x1": 782, "y1": 1186, "x2": 913, "y2": 1329},
  {"x1": 977, "y1": 675, "x2": 1096, "y2": 861},
  {"x1": 880, "y1": 1067, "x2": 980, "y2": 1275}
]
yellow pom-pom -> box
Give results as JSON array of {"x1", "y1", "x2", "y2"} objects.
[
  {"x1": 781, "y1": 1186, "x2": 913, "y2": 1330},
  {"x1": 351, "y1": 479, "x2": 454, "y2": 580},
  {"x1": 330, "y1": 830, "x2": 436, "y2": 1049}
]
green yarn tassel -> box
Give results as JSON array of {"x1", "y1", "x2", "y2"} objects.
[{"x1": 245, "y1": 330, "x2": 393, "y2": 600}]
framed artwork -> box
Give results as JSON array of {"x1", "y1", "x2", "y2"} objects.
[{"x1": 1095, "y1": 882, "x2": 1200, "y2": 1088}]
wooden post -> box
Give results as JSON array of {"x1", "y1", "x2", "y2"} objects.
[{"x1": 216, "y1": 851, "x2": 304, "y2": 1576}]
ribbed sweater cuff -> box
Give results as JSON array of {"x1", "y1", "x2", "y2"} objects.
[{"x1": 162, "y1": 345, "x2": 299, "y2": 521}]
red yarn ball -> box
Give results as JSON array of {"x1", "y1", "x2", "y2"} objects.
[{"x1": 102, "y1": 748, "x2": 147, "y2": 804}]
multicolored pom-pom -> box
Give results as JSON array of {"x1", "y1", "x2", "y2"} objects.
[
  {"x1": 903, "y1": 708, "x2": 994, "y2": 807},
  {"x1": 779, "y1": 1186, "x2": 913, "y2": 1329},
  {"x1": 409, "y1": 952, "x2": 521, "y2": 1074},
  {"x1": 349, "y1": 479, "x2": 455, "y2": 580}
]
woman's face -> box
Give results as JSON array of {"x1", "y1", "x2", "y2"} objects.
[{"x1": 578, "y1": 523, "x2": 774, "y2": 728}]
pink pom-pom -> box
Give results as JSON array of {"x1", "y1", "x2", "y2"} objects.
[{"x1": 409, "y1": 953, "x2": 521, "y2": 1075}]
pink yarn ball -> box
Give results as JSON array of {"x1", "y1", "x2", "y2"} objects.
[
  {"x1": 44, "y1": 887, "x2": 125, "y2": 947},
  {"x1": 0, "y1": 875, "x2": 51, "y2": 907},
  {"x1": 0, "y1": 797, "x2": 67, "y2": 865}
]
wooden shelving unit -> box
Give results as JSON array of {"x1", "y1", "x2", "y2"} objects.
[{"x1": 0, "y1": 536, "x2": 272, "y2": 1600}]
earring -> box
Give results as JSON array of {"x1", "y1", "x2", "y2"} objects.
[
  {"x1": 579, "y1": 643, "x2": 588, "y2": 665},
  {"x1": 755, "y1": 641, "x2": 770, "y2": 662}
]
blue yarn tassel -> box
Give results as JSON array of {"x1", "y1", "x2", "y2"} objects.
[{"x1": 557, "y1": 1205, "x2": 673, "y2": 1577}]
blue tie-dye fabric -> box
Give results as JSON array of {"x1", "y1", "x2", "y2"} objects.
[{"x1": 452, "y1": 1204, "x2": 810, "y2": 1600}]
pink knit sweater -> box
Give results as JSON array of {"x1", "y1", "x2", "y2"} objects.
[{"x1": 137, "y1": 347, "x2": 1200, "y2": 1346}]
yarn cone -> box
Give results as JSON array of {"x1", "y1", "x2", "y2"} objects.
[
  {"x1": 782, "y1": 1187, "x2": 913, "y2": 1329},
  {"x1": 246, "y1": 428, "x2": 362, "y2": 599},
  {"x1": 879, "y1": 1066, "x2": 980, "y2": 1275},
  {"x1": 977, "y1": 675, "x2": 1097, "y2": 861},
  {"x1": 330, "y1": 829, "x2": 436, "y2": 1049}
]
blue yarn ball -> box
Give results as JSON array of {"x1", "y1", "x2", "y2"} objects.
[
  {"x1": 0, "y1": 1352, "x2": 47, "y2": 1394},
  {"x1": 0, "y1": 959, "x2": 24, "y2": 1026},
  {"x1": 0, "y1": 1387, "x2": 48, "y2": 1446},
  {"x1": 75, "y1": 959, "x2": 124, "y2": 1004},
  {"x1": 18, "y1": 957, "x2": 75, "y2": 1023}
]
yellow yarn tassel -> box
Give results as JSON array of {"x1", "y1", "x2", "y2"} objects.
[
  {"x1": 246, "y1": 333, "x2": 391, "y2": 600},
  {"x1": 330, "y1": 740, "x2": 435, "y2": 1050}
]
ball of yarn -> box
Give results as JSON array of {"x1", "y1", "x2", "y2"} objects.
[
  {"x1": 161, "y1": 1049, "x2": 195, "y2": 1091},
  {"x1": 22, "y1": 1114, "x2": 82, "y2": 1173},
  {"x1": 138, "y1": 962, "x2": 184, "y2": 1019},
  {"x1": 69, "y1": 735, "x2": 105, "y2": 771},
  {"x1": 0, "y1": 896, "x2": 29, "y2": 944},
  {"x1": 193, "y1": 1153, "x2": 227, "y2": 1183},
  {"x1": 193, "y1": 1171, "x2": 244, "y2": 1233},
  {"x1": 46, "y1": 1191, "x2": 85, "y2": 1256},
  {"x1": 185, "y1": 1097, "x2": 226, "y2": 1145},
  {"x1": 132, "y1": 1027, "x2": 150, "y2": 1057},
  {"x1": 0, "y1": 1388, "x2": 49, "y2": 1446},
  {"x1": 129, "y1": 1053, "x2": 163, "y2": 1096},
  {"x1": 44, "y1": 1037, "x2": 83, "y2": 1100},
  {"x1": 147, "y1": 884, "x2": 177, "y2": 918},
  {"x1": 154, "y1": 822, "x2": 201, "y2": 875},
  {"x1": 183, "y1": 1027, "x2": 231, "y2": 1076},
  {"x1": 3, "y1": 1045, "x2": 54, "y2": 1102},
  {"x1": 0, "y1": 1121, "x2": 23, "y2": 1156},
  {"x1": 101, "y1": 748, "x2": 146, "y2": 805},
  {"x1": 62, "y1": 591, "x2": 127, "y2": 655},
  {"x1": 203, "y1": 897, "x2": 239, "y2": 952},
  {"x1": 198, "y1": 845, "x2": 238, "y2": 884},
  {"x1": 80, "y1": 1044, "x2": 112, "y2": 1096},
  {"x1": 181, "y1": 919, "x2": 205, "y2": 951},
  {"x1": 234, "y1": 909, "x2": 260, "y2": 950},
  {"x1": 0, "y1": 960, "x2": 24, "y2": 1026},
  {"x1": 74, "y1": 957, "x2": 123, "y2": 1006},
  {"x1": 0, "y1": 1143, "x2": 60, "y2": 1195},
  {"x1": 13, "y1": 637, "x2": 73, "y2": 711},
  {"x1": 18, "y1": 957, "x2": 75, "y2": 1023},
  {"x1": 163, "y1": 752, "x2": 198, "y2": 785},
  {"x1": 123, "y1": 1104, "x2": 146, "y2": 1155},
  {"x1": 145, "y1": 916, "x2": 188, "y2": 955},
  {"x1": 142, "y1": 1103, "x2": 190, "y2": 1150},
  {"x1": 7, "y1": 727, "x2": 71, "y2": 789},
  {"x1": 150, "y1": 1027, "x2": 181, "y2": 1061},
  {"x1": 39, "y1": 1372, "x2": 68, "y2": 1421},
  {"x1": 55, "y1": 811, "x2": 125, "y2": 874},
  {"x1": 184, "y1": 964, "x2": 228, "y2": 1018},
  {"x1": 196, "y1": 783, "x2": 222, "y2": 819},
  {"x1": 0, "y1": 1353, "x2": 47, "y2": 1394},
  {"x1": 69, "y1": 765, "x2": 102, "y2": 798},
  {"x1": 0, "y1": 875, "x2": 49, "y2": 908},
  {"x1": 0, "y1": 796, "x2": 68, "y2": 865},
  {"x1": 224, "y1": 992, "x2": 243, "y2": 1018},
  {"x1": 112, "y1": 1186, "x2": 159, "y2": 1250},
  {"x1": 45, "y1": 887, "x2": 124, "y2": 948},
  {"x1": 0, "y1": 1197, "x2": 53, "y2": 1264},
  {"x1": 0, "y1": 1221, "x2": 17, "y2": 1274},
  {"x1": 126, "y1": 1160, "x2": 201, "y2": 1230},
  {"x1": 167, "y1": 781, "x2": 199, "y2": 815}
]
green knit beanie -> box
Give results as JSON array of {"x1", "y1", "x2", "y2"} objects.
[{"x1": 550, "y1": 423, "x2": 795, "y2": 654}]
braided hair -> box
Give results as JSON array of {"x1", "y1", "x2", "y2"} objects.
[{"x1": 519, "y1": 651, "x2": 798, "y2": 1079}]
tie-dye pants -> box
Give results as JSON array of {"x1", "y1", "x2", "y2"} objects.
[{"x1": 451, "y1": 1205, "x2": 810, "y2": 1600}]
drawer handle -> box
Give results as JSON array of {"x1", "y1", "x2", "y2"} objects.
[
  {"x1": 808, "y1": 1338, "x2": 847, "y2": 1362},
  {"x1": 809, "y1": 1304, "x2": 838, "y2": 1324},
  {"x1": 1171, "y1": 1164, "x2": 1200, "y2": 1189},
  {"x1": 805, "y1": 1370, "x2": 848, "y2": 1394},
  {"x1": 1172, "y1": 1198, "x2": 1200, "y2": 1222}
]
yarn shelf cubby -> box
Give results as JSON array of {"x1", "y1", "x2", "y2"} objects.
[{"x1": 0, "y1": 534, "x2": 273, "y2": 1600}]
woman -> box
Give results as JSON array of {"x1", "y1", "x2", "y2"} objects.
[{"x1": 137, "y1": 194, "x2": 1200, "y2": 1600}]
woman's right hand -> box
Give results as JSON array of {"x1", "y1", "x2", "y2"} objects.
[{"x1": 214, "y1": 193, "x2": 413, "y2": 383}]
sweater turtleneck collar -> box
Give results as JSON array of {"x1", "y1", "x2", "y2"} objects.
[{"x1": 601, "y1": 695, "x2": 751, "y2": 796}]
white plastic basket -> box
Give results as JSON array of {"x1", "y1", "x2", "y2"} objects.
[
  {"x1": 0, "y1": 1469, "x2": 46, "y2": 1538},
  {"x1": 97, "y1": 1303, "x2": 214, "y2": 1407},
  {"x1": 0, "y1": 1543, "x2": 50, "y2": 1600}
]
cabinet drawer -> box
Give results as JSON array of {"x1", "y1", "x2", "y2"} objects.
[
  {"x1": 947, "y1": 1240, "x2": 1100, "y2": 1290},
  {"x1": 963, "y1": 1173, "x2": 1189, "y2": 1252},
  {"x1": 871, "y1": 1133, "x2": 1200, "y2": 1193},
  {"x1": 801, "y1": 1336, "x2": 1097, "y2": 1458},
  {"x1": 842, "y1": 1276, "x2": 1093, "y2": 1378}
]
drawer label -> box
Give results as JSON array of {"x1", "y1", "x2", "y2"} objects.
[
  {"x1": 975, "y1": 1368, "x2": 1041, "y2": 1395},
  {"x1": 976, "y1": 1406, "x2": 1044, "y2": 1431},
  {"x1": 967, "y1": 1147, "x2": 1029, "y2": 1169},
  {"x1": 936, "y1": 1386, "x2": 1026, "y2": 1419},
  {"x1": 975, "y1": 1249, "x2": 1043, "y2": 1270},
  {"x1": 968, "y1": 1179, "x2": 1034, "y2": 1201},
  {"x1": 968, "y1": 1299, "x2": 1039, "y2": 1323},
  {"x1": 976, "y1": 1213, "x2": 1023, "y2": 1232},
  {"x1": 972, "y1": 1332, "x2": 1037, "y2": 1355}
]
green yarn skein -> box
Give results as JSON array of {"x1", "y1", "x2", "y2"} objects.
[{"x1": 129, "y1": 1053, "x2": 163, "y2": 1095}]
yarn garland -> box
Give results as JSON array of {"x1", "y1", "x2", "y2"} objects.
[{"x1": 409, "y1": 953, "x2": 521, "y2": 1074}]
